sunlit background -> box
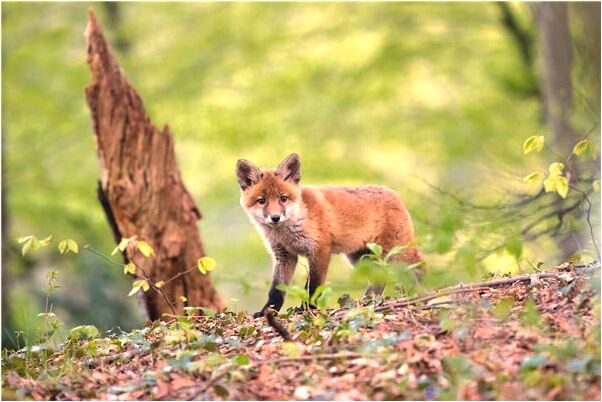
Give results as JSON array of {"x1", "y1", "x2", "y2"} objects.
[{"x1": 2, "y1": 2, "x2": 599, "y2": 348}]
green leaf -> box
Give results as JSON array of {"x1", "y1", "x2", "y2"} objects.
[
  {"x1": 234, "y1": 354, "x2": 251, "y2": 366},
  {"x1": 548, "y1": 162, "x2": 564, "y2": 176},
  {"x1": 197, "y1": 256, "x2": 216, "y2": 274},
  {"x1": 239, "y1": 326, "x2": 255, "y2": 338},
  {"x1": 276, "y1": 284, "x2": 309, "y2": 302},
  {"x1": 123, "y1": 263, "x2": 136, "y2": 275},
  {"x1": 281, "y1": 341, "x2": 301, "y2": 358},
  {"x1": 59, "y1": 239, "x2": 78, "y2": 254},
  {"x1": 137, "y1": 240, "x2": 154, "y2": 257},
  {"x1": 213, "y1": 385, "x2": 229, "y2": 398},
  {"x1": 504, "y1": 235, "x2": 523, "y2": 259},
  {"x1": 200, "y1": 307, "x2": 216, "y2": 317},
  {"x1": 39, "y1": 235, "x2": 52, "y2": 247},
  {"x1": 522, "y1": 172, "x2": 542, "y2": 186},
  {"x1": 337, "y1": 293, "x2": 356, "y2": 309},
  {"x1": 67, "y1": 239, "x2": 79, "y2": 254},
  {"x1": 593, "y1": 180, "x2": 600, "y2": 192},
  {"x1": 128, "y1": 279, "x2": 149, "y2": 296},
  {"x1": 112, "y1": 237, "x2": 132, "y2": 256},
  {"x1": 520, "y1": 355, "x2": 545, "y2": 371},
  {"x1": 17, "y1": 235, "x2": 33, "y2": 244},
  {"x1": 522, "y1": 298, "x2": 541, "y2": 327},
  {"x1": 555, "y1": 176, "x2": 568, "y2": 199},
  {"x1": 493, "y1": 298, "x2": 514, "y2": 320},
  {"x1": 523, "y1": 135, "x2": 545, "y2": 154},
  {"x1": 366, "y1": 243, "x2": 383, "y2": 257},
  {"x1": 543, "y1": 166, "x2": 569, "y2": 199},
  {"x1": 572, "y1": 139, "x2": 592, "y2": 157},
  {"x1": 20, "y1": 237, "x2": 35, "y2": 256},
  {"x1": 68, "y1": 325, "x2": 100, "y2": 341},
  {"x1": 385, "y1": 245, "x2": 406, "y2": 262}
]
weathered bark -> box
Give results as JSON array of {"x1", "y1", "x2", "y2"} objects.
[{"x1": 84, "y1": 10, "x2": 223, "y2": 320}]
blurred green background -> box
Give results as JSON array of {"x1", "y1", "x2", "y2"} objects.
[{"x1": 2, "y1": 2, "x2": 599, "y2": 348}]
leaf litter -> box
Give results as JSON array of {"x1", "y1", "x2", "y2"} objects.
[{"x1": 2, "y1": 263, "x2": 600, "y2": 400}]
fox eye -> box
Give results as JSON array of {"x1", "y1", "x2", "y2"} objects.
[
  {"x1": 257, "y1": 197, "x2": 266, "y2": 205},
  {"x1": 279, "y1": 195, "x2": 288, "y2": 203}
]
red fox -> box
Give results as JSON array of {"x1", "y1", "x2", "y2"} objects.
[{"x1": 236, "y1": 153, "x2": 422, "y2": 317}]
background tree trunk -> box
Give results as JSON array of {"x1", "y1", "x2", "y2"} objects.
[
  {"x1": 84, "y1": 10, "x2": 223, "y2": 320},
  {"x1": 532, "y1": 3, "x2": 584, "y2": 260}
]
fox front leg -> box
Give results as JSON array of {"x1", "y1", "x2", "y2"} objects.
[
  {"x1": 253, "y1": 245, "x2": 298, "y2": 318},
  {"x1": 306, "y1": 249, "x2": 331, "y2": 305}
]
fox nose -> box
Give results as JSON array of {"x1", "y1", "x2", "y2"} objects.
[{"x1": 270, "y1": 215, "x2": 280, "y2": 223}]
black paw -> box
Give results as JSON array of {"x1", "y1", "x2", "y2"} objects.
[{"x1": 252, "y1": 310, "x2": 264, "y2": 319}]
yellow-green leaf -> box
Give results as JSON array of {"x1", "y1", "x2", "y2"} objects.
[
  {"x1": 282, "y1": 341, "x2": 302, "y2": 358},
  {"x1": 112, "y1": 237, "x2": 133, "y2": 256},
  {"x1": 548, "y1": 162, "x2": 564, "y2": 176},
  {"x1": 59, "y1": 239, "x2": 78, "y2": 254},
  {"x1": 17, "y1": 235, "x2": 33, "y2": 244},
  {"x1": 155, "y1": 281, "x2": 164, "y2": 288},
  {"x1": 555, "y1": 176, "x2": 569, "y2": 198},
  {"x1": 123, "y1": 262, "x2": 136, "y2": 275},
  {"x1": 39, "y1": 235, "x2": 52, "y2": 247},
  {"x1": 67, "y1": 239, "x2": 79, "y2": 254},
  {"x1": 593, "y1": 180, "x2": 600, "y2": 192},
  {"x1": 18, "y1": 235, "x2": 39, "y2": 256},
  {"x1": 572, "y1": 139, "x2": 592, "y2": 157},
  {"x1": 58, "y1": 240, "x2": 68, "y2": 254},
  {"x1": 21, "y1": 238, "x2": 34, "y2": 256},
  {"x1": 197, "y1": 257, "x2": 216, "y2": 275},
  {"x1": 128, "y1": 279, "x2": 149, "y2": 296},
  {"x1": 522, "y1": 172, "x2": 542, "y2": 185},
  {"x1": 179, "y1": 296, "x2": 188, "y2": 302},
  {"x1": 544, "y1": 174, "x2": 569, "y2": 198},
  {"x1": 543, "y1": 176, "x2": 556, "y2": 193},
  {"x1": 523, "y1": 135, "x2": 545, "y2": 155},
  {"x1": 137, "y1": 240, "x2": 154, "y2": 257}
]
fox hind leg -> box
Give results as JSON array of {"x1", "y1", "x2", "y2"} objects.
[{"x1": 345, "y1": 248, "x2": 384, "y2": 297}]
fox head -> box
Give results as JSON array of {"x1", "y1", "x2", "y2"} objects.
[{"x1": 236, "y1": 153, "x2": 303, "y2": 226}]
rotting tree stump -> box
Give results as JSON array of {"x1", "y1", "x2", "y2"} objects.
[{"x1": 84, "y1": 10, "x2": 223, "y2": 319}]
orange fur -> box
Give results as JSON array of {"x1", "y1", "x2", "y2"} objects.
[{"x1": 236, "y1": 153, "x2": 422, "y2": 316}]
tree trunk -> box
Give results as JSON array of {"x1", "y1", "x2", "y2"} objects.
[
  {"x1": 532, "y1": 2, "x2": 575, "y2": 153},
  {"x1": 532, "y1": 3, "x2": 583, "y2": 260},
  {"x1": 84, "y1": 10, "x2": 223, "y2": 320}
]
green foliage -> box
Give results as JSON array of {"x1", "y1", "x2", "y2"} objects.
[
  {"x1": 542, "y1": 162, "x2": 569, "y2": 198},
  {"x1": 573, "y1": 139, "x2": 594, "y2": 158},
  {"x1": 523, "y1": 135, "x2": 545, "y2": 154},
  {"x1": 3, "y1": 2, "x2": 599, "y2": 342},
  {"x1": 136, "y1": 240, "x2": 154, "y2": 257},
  {"x1": 504, "y1": 234, "x2": 523, "y2": 259},
  {"x1": 128, "y1": 279, "x2": 150, "y2": 297},
  {"x1": 197, "y1": 256, "x2": 216, "y2": 274},
  {"x1": 68, "y1": 325, "x2": 100, "y2": 341},
  {"x1": 123, "y1": 263, "x2": 136, "y2": 276},
  {"x1": 17, "y1": 235, "x2": 52, "y2": 256},
  {"x1": 58, "y1": 239, "x2": 79, "y2": 254}
]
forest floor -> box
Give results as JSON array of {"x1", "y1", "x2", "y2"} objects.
[{"x1": 2, "y1": 262, "x2": 600, "y2": 401}]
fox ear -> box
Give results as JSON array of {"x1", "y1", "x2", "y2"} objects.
[
  {"x1": 236, "y1": 159, "x2": 263, "y2": 190},
  {"x1": 276, "y1": 153, "x2": 301, "y2": 184}
]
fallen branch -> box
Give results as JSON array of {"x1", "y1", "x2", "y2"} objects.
[{"x1": 331, "y1": 262, "x2": 599, "y2": 318}]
